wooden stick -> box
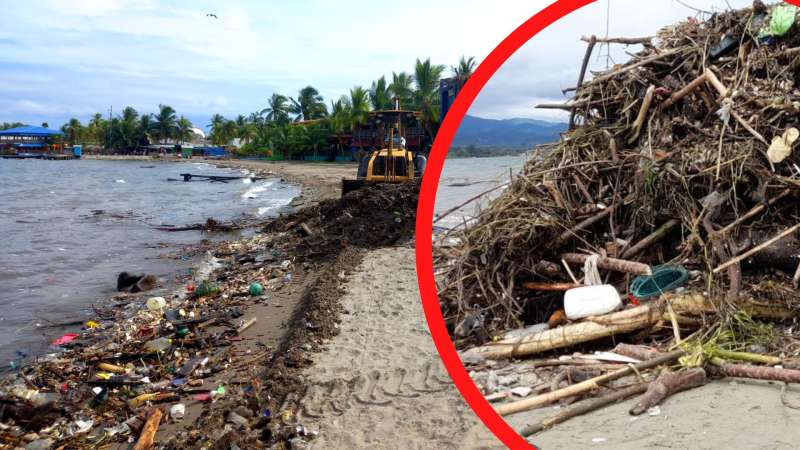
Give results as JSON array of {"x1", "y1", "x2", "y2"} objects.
[
  {"x1": 561, "y1": 253, "x2": 652, "y2": 276},
  {"x1": 793, "y1": 261, "x2": 800, "y2": 289},
  {"x1": 543, "y1": 180, "x2": 567, "y2": 209},
  {"x1": 463, "y1": 304, "x2": 664, "y2": 361},
  {"x1": 433, "y1": 182, "x2": 509, "y2": 224},
  {"x1": 621, "y1": 218, "x2": 680, "y2": 259},
  {"x1": 713, "y1": 223, "x2": 800, "y2": 274},
  {"x1": 704, "y1": 69, "x2": 769, "y2": 146},
  {"x1": 711, "y1": 359, "x2": 800, "y2": 383},
  {"x1": 557, "y1": 207, "x2": 614, "y2": 243},
  {"x1": 612, "y1": 343, "x2": 663, "y2": 361},
  {"x1": 521, "y1": 383, "x2": 648, "y2": 436},
  {"x1": 628, "y1": 85, "x2": 656, "y2": 143},
  {"x1": 703, "y1": 68, "x2": 729, "y2": 97},
  {"x1": 133, "y1": 408, "x2": 163, "y2": 450},
  {"x1": 629, "y1": 368, "x2": 706, "y2": 415},
  {"x1": 569, "y1": 35, "x2": 597, "y2": 128},
  {"x1": 581, "y1": 35, "x2": 653, "y2": 45},
  {"x1": 580, "y1": 48, "x2": 682, "y2": 89},
  {"x1": 662, "y1": 72, "x2": 708, "y2": 108},
  {"x1": 605, "y1": 131, "x2": 620, "y2": 163},
  {"x1": 573, "y1": 174, "x2": 594, "y2": 203},
  {"x1": 714, "y1": 189, "x2": 791, "y2": 237},
  {"x1": 522, "y1": 282, "x2": 581, "y2": 292},
  {"x1": 495, "y1": 349, "x2": 684, "y2": 416}
]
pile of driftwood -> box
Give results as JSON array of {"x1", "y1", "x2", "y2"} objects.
[{"x1": 438, "y1": 2, "x2": 800, "y2": 434}]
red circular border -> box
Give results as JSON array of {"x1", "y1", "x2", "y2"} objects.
[{"x1": 415, "y1": 0, "x2": 800, "y2": 448}]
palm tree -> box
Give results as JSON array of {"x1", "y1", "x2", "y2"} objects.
[
  {"x1": 329, "y1": 96, "x2": 352, "y2": 136},
  {"x1": 239, "y1": 122, "x2": 257, "y2": 145},
  {"x1": 369, "y1": 76, "x2": 392, "y2": 110},
  {"x1": 452, "y1": 56, "x2": 477, "y2": 81},
  {"x1": 389, "y1": 71, "x2": 414, "y2": 108},
  {"x1": 220, "y1": 120, "x2": 238, "y2": 145},
  {"x1": 291, "y1": 86, "x2": 328, "y2": 121},
  {"x1": 153, "y1": 104, "x2": 178, "y2": 144},
  {"x1": 349, "y1": 86, "x2": 370, "y2": 128},
  {"x1": 177, "y1": 116, "x2": 194, "y2": 144},
  {"x1": 207, "y1": 114, "x2": 226, "y2": 145},
  {"x1": 62, "y1": 118, "x2": 83, "y2": 145},
  {"x1": 261, "y1": 94, "x2": 292, "y2": 124},
  {"x1": 412, "y1": 58, "x2": 446, "y2": 137},
  {"x1": 89, "y1": 113, "x2": 105, "y2": 144},
  {"x1": 138, "y1": 114, "x2": 154, "y2": 145}
]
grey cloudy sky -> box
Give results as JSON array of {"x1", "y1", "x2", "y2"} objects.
[
  {"x1": 470, "y1": 0, "x2": 759, "y2": 122},
  {"x1": 0, "y1": 0, "x2": 760, "y2": 128}
]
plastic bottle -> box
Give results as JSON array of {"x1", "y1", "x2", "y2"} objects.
[{"x1": 564, "y1": 285, "x2": 622, "y2": 320}]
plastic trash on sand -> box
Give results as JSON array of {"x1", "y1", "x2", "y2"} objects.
[
  {"x1": 145, "y1": 296, "x2": 167, "y2": 312},
  {"x1": 564, "y1": 285, "x2": 622, "y2": 320},
  {"x1": 760, "y1": 4, "x2": 799, "y2": 38},
  {"x1": 767, "y1": 127, "x2": 799, "y2": 163},
  {"x1": 52, "y1": 333, "x2": 78, "y2": 346},
  {"x1": 170, "y1": 403, "x2": 186, "y2": 420}
]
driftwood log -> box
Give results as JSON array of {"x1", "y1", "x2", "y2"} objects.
[
  {"x1": 521, "y1": 383, "x2": 648, "y2": 436},
  {"x1": 629, "y1": 368, "x2": 707, "y2": 415},
  {"x1": 133, "y1": 407, "x2": 163, "y2": 450},
  {"x1": 495, "y1": 350, "x2": 684, "y2": 416}
]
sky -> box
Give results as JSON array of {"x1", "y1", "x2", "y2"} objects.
[{"x1": 0, "y1": 0, "x2": 764, "y2": 129}]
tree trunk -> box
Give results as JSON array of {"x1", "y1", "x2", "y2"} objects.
[{"x1": 629, "y1": 368, "x2": 706, "y2": 415}]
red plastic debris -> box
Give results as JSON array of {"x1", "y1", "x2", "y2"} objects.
[{"x1": 52, "y1": 333, "x2": 79, "y2": 346}]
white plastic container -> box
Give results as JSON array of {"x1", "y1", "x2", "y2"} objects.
[{"x1": 564, "y1": 284, "x2": 622, "y2": 320}]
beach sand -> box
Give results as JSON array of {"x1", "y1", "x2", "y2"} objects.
[{"x1": 296, "y1": 246, "x2": 499, "y2": 449}]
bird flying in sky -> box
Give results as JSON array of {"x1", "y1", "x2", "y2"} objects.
[{"x1": 206, "y1": 13, "x2": 218, "y2": 19}]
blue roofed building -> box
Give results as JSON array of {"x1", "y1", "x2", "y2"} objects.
[{"x1": 0, "y1": 125, "x2": 64, "y2": 157}]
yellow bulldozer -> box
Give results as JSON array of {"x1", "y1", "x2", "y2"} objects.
[{"x1": 341, "y1": 103, "x2": 427, "y2": 195}]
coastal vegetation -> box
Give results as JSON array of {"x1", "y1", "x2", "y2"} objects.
[{"x1": 45, "y1": 57, "x2": 475, "y2": 158}]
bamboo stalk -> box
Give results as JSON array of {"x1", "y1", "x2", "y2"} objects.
[
  {"x1": 463, "y1": 304, "x2": 664, "y2": 361},
  {"x1": 713, "y1": 349, "x2": 781, "y2": 366},
  {"x1": 561, "y1": 253, "x2": 652, "y2": 275},
  {"x1": 495, "y1": 350, "x2": 684, "y2": 416},
  {"x1": 713, "y1": 223, "x2": 800, "y2": 274},
  {"x1": 521, "y1": 383, "x2": 648, "y2": 436}
]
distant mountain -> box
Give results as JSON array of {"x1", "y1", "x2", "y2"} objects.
[{"x1": 451, "y1": 115, "x2": 566, "y2": 150}]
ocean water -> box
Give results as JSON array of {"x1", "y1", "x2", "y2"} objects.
[
  {"x1": 0, "y1": 159, "x2": 298, "y2": 365},
  {"x1": 434, "y1": 155, "x2": 527, "y2": 230}
]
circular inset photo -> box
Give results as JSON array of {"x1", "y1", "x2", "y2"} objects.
[{"x1": 418, "y1": 1, "x2": 800, "y2": 448}]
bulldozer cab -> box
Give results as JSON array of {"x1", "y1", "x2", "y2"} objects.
[{"x1": 342, "y1": 102, "x2": 427, "y2": 195}]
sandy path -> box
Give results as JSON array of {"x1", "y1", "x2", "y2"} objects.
[
  {"x1": 295, "y1": 246, "x2": 499, "y2": 449},
  {"x1": 504, "y1": 378, "x2": 800, "y2": 449}
]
